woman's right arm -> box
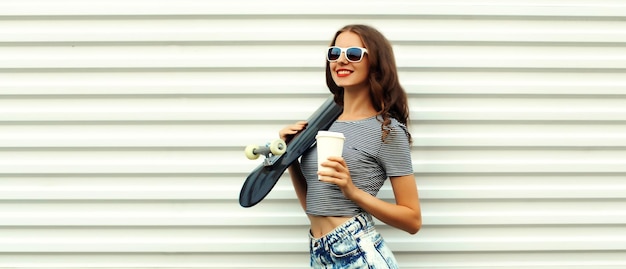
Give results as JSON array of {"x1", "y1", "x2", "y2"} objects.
[{"x1": 279, "y1": 121, "x2": 308, "y2": 211}]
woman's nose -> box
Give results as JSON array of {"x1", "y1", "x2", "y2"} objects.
[{"x1": 337, "y1": 52, "x2": 349, "y2": 64}]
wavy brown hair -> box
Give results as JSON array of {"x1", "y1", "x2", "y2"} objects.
[{"x1": 326, "y1": 24, "x2": 412, "y2": 143}]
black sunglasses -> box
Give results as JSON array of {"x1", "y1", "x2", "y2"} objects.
[{"x1": 327, "y1": 46, "x2": 368, "y2": 63}]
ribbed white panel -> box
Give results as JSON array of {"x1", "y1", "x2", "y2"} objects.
[{"x1": 1, "y1": 0, "x2": 625, "y2": 268}]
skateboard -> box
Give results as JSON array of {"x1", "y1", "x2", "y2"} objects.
[{"x1": 239, "y1": 96, "x2": 342, "y2": 207}]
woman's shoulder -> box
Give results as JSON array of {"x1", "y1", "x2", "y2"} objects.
[{"x1": 375, "y1": 115, "x2": 407, "y2": 130}]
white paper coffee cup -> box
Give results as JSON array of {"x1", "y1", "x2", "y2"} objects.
[{"x1": 316, "y1": 131, "x2": 345, "y2": 173}]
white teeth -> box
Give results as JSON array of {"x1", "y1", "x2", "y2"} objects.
[{"x1": 338, "y1": 70, "x2": 352, "y2": 75}]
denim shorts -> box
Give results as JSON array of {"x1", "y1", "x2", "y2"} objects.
[{"x1": 309, "y1": 212, "x2": 399, "y2": 269}]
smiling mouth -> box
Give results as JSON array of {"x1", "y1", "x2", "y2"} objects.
[{"x1": 337, "y1": 70, "x2": 352, "y2": 77}]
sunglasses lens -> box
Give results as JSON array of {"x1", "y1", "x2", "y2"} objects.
[
  {"x1": 346, "y1": 48, "x2": 363, "y2": 62},
  {"x1": 327, "y1": 47, "x2": 341, "y2": 61}
]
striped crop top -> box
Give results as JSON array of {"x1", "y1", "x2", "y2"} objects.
[{"x1": 300, "y1": 115, "x2": 414, "y2": 217}]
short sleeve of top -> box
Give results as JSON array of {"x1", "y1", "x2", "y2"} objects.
[{"x1": 300, "y1": 115, "x2": 413, "y2": 217}]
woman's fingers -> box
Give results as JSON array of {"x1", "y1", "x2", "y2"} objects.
[{"x1": 279, "y1": 121, "x2": 308, "y2": 142}]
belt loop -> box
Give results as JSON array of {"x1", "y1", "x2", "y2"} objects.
[{"x1": 356, "y1": 212, "x2": 367, "y2": 230}]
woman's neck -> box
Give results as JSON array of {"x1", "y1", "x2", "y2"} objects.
[{"x1": 339, "y1": 87, "x2": 377, "y2": 121}]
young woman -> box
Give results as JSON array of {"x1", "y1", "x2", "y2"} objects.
[{"x1": 279, "y1": 24, "x2": 421, "y2": 268}]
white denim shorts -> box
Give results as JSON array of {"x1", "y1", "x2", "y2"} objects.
[{"x1": 309, "y1": 212, "x2": 399, "y2": 269}]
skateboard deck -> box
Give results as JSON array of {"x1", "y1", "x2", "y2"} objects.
[{"x1": 239, "y1": 96, "x2": 342, "y2": 207}]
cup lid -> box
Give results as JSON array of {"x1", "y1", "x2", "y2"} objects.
[{"x1": 316, "y1": 131, "x2": 345, "y2": 139}]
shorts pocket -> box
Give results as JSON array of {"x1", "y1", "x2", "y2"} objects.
[
  {"x1": 329, "y1": 237, "x2": 360, "y2": 258},
  {"x1": 328, "y1": 237, "x2": 367, "y2": 268}
]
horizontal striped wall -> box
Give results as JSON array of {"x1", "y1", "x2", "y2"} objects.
[{"x1": 1, "y1": 0, "x2": 625, "y2": 268}]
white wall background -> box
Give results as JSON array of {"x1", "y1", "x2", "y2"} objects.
[{"x1": 1, "y1": 0, "x2": 626, "y2": 268}]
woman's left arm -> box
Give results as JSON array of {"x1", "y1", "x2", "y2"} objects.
[{"x1": 319, "y1": 157, "x2": 422, "y2": 234}]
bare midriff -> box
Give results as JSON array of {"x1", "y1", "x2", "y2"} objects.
[{"x1": 308, "y1": 214, "x2": 353, "y2": 238}]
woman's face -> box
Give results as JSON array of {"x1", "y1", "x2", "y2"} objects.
[{"x1": 329, "y1": 31, "x2": 370, "y2": 91}]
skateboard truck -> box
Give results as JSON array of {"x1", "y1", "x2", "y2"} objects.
[{"x1": 244, "y1": 139, "x2": 287, "y2": 166}]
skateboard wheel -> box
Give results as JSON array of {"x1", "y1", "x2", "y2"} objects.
[
  {"x1": 244, "y1": 144, "x2": 260, "y2": 160},
  {"x1": 269, "y1": 139, "x2": 287, "y2": 156}
]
